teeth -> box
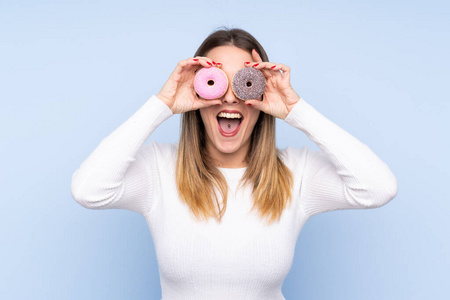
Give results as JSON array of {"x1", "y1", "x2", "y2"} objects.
[{"x1": 218, "y1": 112, "x2": 243, "y2": 119}]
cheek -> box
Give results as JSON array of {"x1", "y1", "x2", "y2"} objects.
[
  {"x1": 199, "y1": 109, "x2": 217, "y2": 135},
  {"x1": 199, "y1": 108, "x2": 213, "y2": 124},
  {"x1": 246, "y1": 110, "x2": 261, "y2": 130}
]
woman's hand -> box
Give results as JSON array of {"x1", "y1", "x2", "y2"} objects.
[
  {"x1": 244, "y1": 49, "x2": 301, "y2": 120},
  {"x1": 157, "y1": 57, "x2": 222, "y2": 114}
]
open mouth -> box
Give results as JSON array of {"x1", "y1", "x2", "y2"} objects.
[{"x1": 216, "y1": 111, "x2": 243, "y2": 137}]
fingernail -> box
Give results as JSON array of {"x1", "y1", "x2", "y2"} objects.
[
  {"x1": 246, "y1": 103, "x2": 252, "y2": 106},
  {"x1": 207, "y1": 61, "x2": 212, "y2": 66},
  {"x1": 245, "y1": 62, "x2": 250, "y2": 64},
  {"x1": 271, "y1": 65, "x2": 276, "y2": 69},
  {"x1": 212, "y1": 61, "x2": 216, "y2": 65},
  {"x1": 193, "y1": 59, "x2": 199, "y2": 61},
  {"x1": 217, "y1": 63, "x2": 222, "y2": 66},
  {"x1": 253, "y1": 63, "x2": 259, "y2": 67}
]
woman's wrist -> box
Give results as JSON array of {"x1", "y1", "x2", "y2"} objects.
[
  {"x1": 156, "y1": 93, "x2": 174, "y2": 113},
  {"x1": 279, "y1": 89, "x2": 302, "y2": 120}
]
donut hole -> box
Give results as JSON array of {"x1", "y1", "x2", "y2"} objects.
[
  {"x1": 246, "y1": 81, "x2": 252, "y2": 87},
  {"x1": 207, "y1": 80, "x2": 215, "y2": 86}
]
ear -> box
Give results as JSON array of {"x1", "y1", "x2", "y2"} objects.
[{"x1": 252, "y1": 49, "x2": 263, "y2": 62}]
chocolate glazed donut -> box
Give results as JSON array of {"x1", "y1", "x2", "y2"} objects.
[{"x1": 231, "y1": 67, "x2": 266, "y2": 101}]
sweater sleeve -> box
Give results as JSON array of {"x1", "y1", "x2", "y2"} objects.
[
  {"x1": 284, "y1": 97, "x2": 398, "y2": 218},
  {"x1": 70, "y1": 95, "x2": 173, "y2": 216}
]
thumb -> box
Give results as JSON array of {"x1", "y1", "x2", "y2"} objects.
[{"x1": 194, "y1": 99, "x2": 222, "y2": 110}]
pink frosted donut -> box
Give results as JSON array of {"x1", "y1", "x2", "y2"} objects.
[{"x1": 194, "y1": 67, "x2": 228, "y2": 100}]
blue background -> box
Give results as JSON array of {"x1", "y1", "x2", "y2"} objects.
[{"x1": 1, "y1": 0, "x2": 448, "y2": 299}]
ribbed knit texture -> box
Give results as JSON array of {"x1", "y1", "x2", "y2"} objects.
[{"x1": 71, "y1": 95, "x2": 398, "y2": 300}]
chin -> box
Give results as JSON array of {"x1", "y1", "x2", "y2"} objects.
[{"x1": 213, "y1": 138, "x2": 245, "y2": 155}]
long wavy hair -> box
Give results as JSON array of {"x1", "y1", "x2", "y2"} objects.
[{"x1": 176, "y1": 27, "x2": 293, "y2": 225}]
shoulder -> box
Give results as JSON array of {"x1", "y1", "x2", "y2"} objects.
[
  {"x1": 280, "y1": 145, "x2": 338, "y2": 179},
  {"x1": 278, "y1": 145, "x2": 317, "y2": 173},
  {"x1": 139, "y1": 141, "x2": 178, "y2": 163}
]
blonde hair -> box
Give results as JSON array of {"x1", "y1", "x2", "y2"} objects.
[{"x1": 176, "y1": 27, "x2": 293, "y2": 225}]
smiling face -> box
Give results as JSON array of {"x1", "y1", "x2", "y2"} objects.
[{"x1": 199, "y1": 45, "x2": 262, "y2": 168}]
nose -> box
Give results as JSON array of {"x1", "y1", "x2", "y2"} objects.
[{"x1": 221, "y1": 83, "x2": 239, "y2": 105}]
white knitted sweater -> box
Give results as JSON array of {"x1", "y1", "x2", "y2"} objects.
[{"x1": 71, "y1": 95, "x2": 398, "y2": 300}]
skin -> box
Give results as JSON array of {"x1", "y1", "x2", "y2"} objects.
[
  {"x1": 157, "y1": 45, "x2": 302, "y2": 168},
  {"x1": 199, "y1": 46, "x2": 261, "y2": 168}
]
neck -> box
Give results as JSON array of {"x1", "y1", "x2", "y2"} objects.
[{"x1": 206, "y1": 144, "x2": 249, "y2": 169}]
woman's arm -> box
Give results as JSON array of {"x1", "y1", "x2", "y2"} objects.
[
  {"x1": 70, "y1": 56, "x2": 223, "y2": 216},
  {"x1": 70, "y1": 95, "x2": 173, "y2": 216},
  {"x1": 242, "y1": 50, "x2": 398, "y2": 218},
  {"x1": 285, "y1": 97, "x2": 398, "y2": 218}
]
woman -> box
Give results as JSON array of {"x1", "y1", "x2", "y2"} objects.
[{"x1": 71, "y1": 28, "x2": 398, "y2": 299}]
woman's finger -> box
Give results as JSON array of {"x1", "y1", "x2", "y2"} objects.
[
  {"x1": 248, "y1": 61, "x2": 283, "y2": 73},
  {"x1": 244, "y1": 98, "x2": 268, "y2": 113},
  {"x1": 193, "y1": 99, "x2": 222, "y2": 110},
  {"x1": 193, "y1": 56, "x2": 218, "y2": 67},
  {"x1": 246, "y1": 61, "x2": 270, "y2": 68},
  {"x1": 192, "y1": 57, "x2": 222, "y2": 74},
  {"x1": 276, "y1": 63, "x2": 291, "y2": 80},
  {"x1": 245, "y1": 61, "x2": 276, "y2": 79},
  {"x1": 251, "y1": 49, "x2": 263, "y2": 62},
  {"x1": 174, "y1": 57, "x2": 218, "y2": 77},
  {"x1": 173, "y1": 58, "x2": 200, "y2": 76},
  {"x1": 191, "y1": 58, "x2": 214, "y2": 69},
  {"x1": 259, "y1": 62, "x2": 283, "y2": 79},
  {"x1": 267, "y1": 63, "x2": 283, "y2": 80}
]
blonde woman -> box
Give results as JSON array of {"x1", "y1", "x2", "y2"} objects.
[{"x1": 71, "y1": 28, "x2": 398, "y2": 299}]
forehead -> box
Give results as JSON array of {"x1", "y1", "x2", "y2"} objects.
[{"x1": 205, "y1": 46, "x2": 253, "y2": 73}]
